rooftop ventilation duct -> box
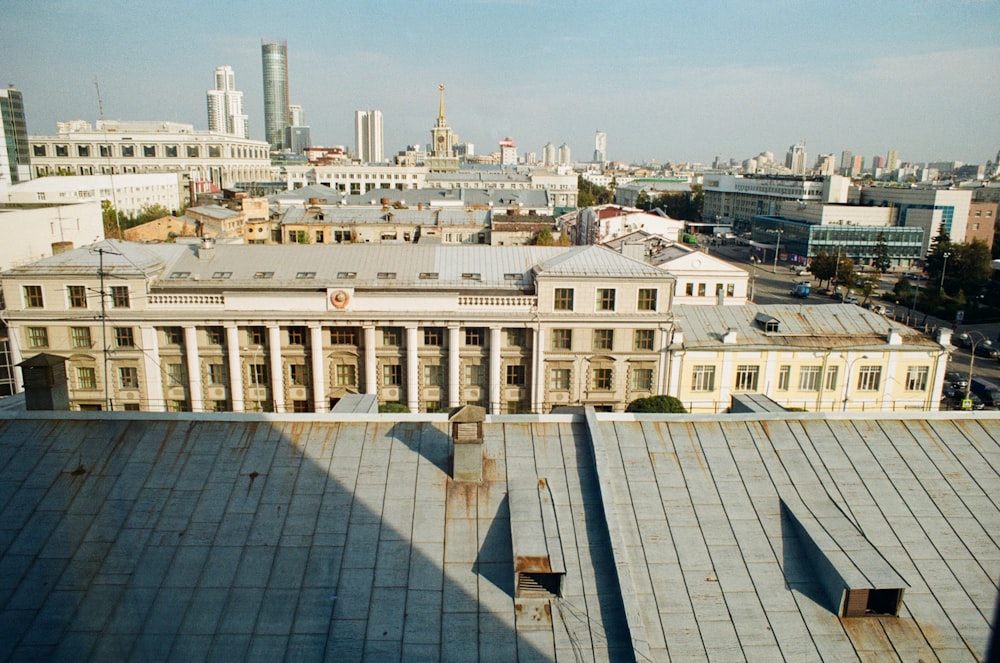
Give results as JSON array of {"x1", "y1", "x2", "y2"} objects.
[
  {"x1": 449, "y1": 405, "x2": 485, "y2": 482},
  {"x1": 510, "y1": 478, "x2": 565, "y2": 601}
]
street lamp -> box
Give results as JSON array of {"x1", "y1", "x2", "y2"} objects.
[
  {"x1": 749, "y1": 257, "x2": 758, "y2": 302},
  {"x1": 243, "y1": 345, "x2": 263, "y2": 412},
  {"x1": 961, "y1": 331, "x2": 989, "y2": 409},
  {"x1": 767, "y1": 228, "x2": 783, "y2": 273},
  {"x1": 940, "y1": 251, "x2": 951, "y2": 293},
  {"x1": 842, "y1": 353, "x2": 871, "y2": 412}
]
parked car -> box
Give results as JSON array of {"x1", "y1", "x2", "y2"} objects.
[
  {"x1": 974, "y1": 341, "x2": 999, "y2": 358},
  {"x1": 844, "y1": 294, "x2": 860, "y2": 305},
  {"x1": 945, "y1": 371, "x2": 968, "y2": 391},
  {"x1": 953, "y1": 332, "x2": 972, "y2": 349}
]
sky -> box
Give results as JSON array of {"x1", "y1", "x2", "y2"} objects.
[{"x1": 6, "y1": 0, "x2": 1000, "y2": 167}]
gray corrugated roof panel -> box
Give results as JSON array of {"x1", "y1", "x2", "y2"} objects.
[
  {"x1": 1, "y1": 238, "x2": 185, "y2": 277},
  {"x1": 535, "y1": 245, "x2": 670, "y2": 278},
  {"x1": 188, "y1": 205, "x2": 241, "y2": 220},
  {"x1": 675, "y1": 304, "x2": 935, "y2": 350},
  {"x1": 587, "y1": 412, "x2": 1000, "y2": 661}
]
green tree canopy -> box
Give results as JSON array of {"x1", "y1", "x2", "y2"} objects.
[
  {"x1": 809, "y1": 250, "x2": 837, "y2": 285},
  {"x1": 873, "y1": 232, "x2": 892, "y2": 274},
  {"x1": 577, "y1": 176, "x2": 613, "y2": 207},
  {"x1": 625, "y1": 395, "x2": 687, "y2": 413},
  {"x1": 378, "y1": 403, "x2": 410, "y2": 413},
  {"x1": 951, "y1": 239, "x2": 992, "y2": 296}
]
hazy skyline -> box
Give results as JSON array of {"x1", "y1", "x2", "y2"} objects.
[{"x1": 6, "y1": 1, "x2": 1000, "y2": 166}]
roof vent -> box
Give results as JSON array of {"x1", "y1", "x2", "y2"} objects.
[
  {"x1": 449, "y1": 405, "x2": 485, "y2": 482},
  {"x1": 511, "y1": 478, "x2": 565, "y2": 602},
  {"x1": 198, "y1": 237, "x2": 215, "y2": 260}
]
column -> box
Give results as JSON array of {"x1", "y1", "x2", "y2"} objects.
[
  {"x1": 656, "y1": 327, "x2": 670, "y2": 395},
  {"x1": 8, "y1": 324, "x2": 24, "y2": 393},
  {"x1": 406, "y1": 325, "x2": 420, "y2": 412},
  {"x1": 310, "y1": 324, "x2": 326, "y2": 412},
  {"x1": 489, "y1": 326, "x2": 502, "y2": 414},
  {"x1": 531, "y1": 326, "x2": 545, "y2": 413},
  {"x1": 140, "y1": 326, "x2": 164, "y2": 412},
  {"x1": 268, "y1": 325, "x2": 285, "y2": 413},
  {"x1": 363, "y1": 325, "x2": 377, "y2": 395},
  {"x1": 448, "y1": 324, "x2": 461, "y2": 408},
  {"x1": 226, "y1": 324, "x2": 244, "y2": 412},
  {"x1": 183, "y1": 326, "x2": 204, "y2": 412}
]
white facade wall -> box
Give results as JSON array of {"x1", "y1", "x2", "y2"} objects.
[
  {"x1": 4, "y1": 173, "x2": 182, "y2": 216},
  {"x1": 0, "y1": 202, "x2": 104, "y2": 270}
]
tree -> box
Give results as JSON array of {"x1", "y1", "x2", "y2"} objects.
[
  {"x1": 576, "y1": 176, "x2": 613, "y2": 207},
  {"x1": 836, "y1": 257, "x2": 856, "y2": 291},
  {"x1": 809, "y1": 250, "x2": 837, "y2": 286},
  {"x1": 102, "y1": 200, "x2": 122, "y2": 239},
  {"x1": 534, "y1": 227, "x2": 556, "y2": 246},
  {"x1": 858, "y1": 274, "x2": 879, "y2": 304},
  {"x1": 872, "y1": 232, "x2": 892, "y2": 274},
  {"x1": 625, "y1": 395, "x2": 687, "y2": 413},
  {"x1": 634, "y1": 190, "x2": 651, "y2": 211},
  {"x1": 924, "y1": 226, "x2": 952, "y2": 286},
  {"x1": 951, "y1": 239, "x2": 992, "y2": 296}
]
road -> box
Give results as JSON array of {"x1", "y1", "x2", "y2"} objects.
[{"x1": 698, "y1": 239, "x2": 1000, "y2": 394}]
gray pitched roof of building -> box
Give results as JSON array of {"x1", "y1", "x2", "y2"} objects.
[
  {"x1": 0, "y1": 413, "x2": 631, "y2": 661},
  {"x1": 279, "y1": 206, "x2": 489, "y2": 227},
  {"x1": 673, "y1": 304, "x2": 935, "y2": 350}
]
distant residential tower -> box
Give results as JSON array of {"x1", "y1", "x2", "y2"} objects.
[
  {"x1": 355, "y1": 110, "x2": 384, "y2": 163},
  {"x1": 206, "y1": 66, "x2": 248, "y2": 139},
  {"x1": 594, "y1": 130, "x2": 606, "y2": 164},
  {"x1": 0, "y1": 86, "x2": 31, "y2": 186}
]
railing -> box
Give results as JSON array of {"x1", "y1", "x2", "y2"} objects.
[
  {"x1": 148, "y1": 294, "x2": 225, "y2": 306},
  {"x1": 458, "y1": 295, "x2": 537, "y2": 308}
]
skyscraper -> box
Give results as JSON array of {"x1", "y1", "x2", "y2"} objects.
[
  {"x1": 886, "y1": 149, "x2": 899, "y2": 171},
  {"x1": 430, "y1": 85, "x2": 453, "y2": 158},
  {"x1": 289, "y1": 104, "x2": 304, "y2": 128},
  {"x1": 206, "y1": 65, "x2": 248, "y2": 138},
  {"x1": 542, "y1": 142, "x2": 556, "y2": 167},
  {"x1": 593, "y1": 131, "x2": 606, "y2": 164},
  {"x1": 785, "y1": 141, "x2": 806, "y2": 175},
  {"x1": 261, "y1": 39, "x2": 290, "y2": 150},
  {"x1": 355, "y1": 110, "x2": 383, "y2": 163},
  {"x1": 0, "y1": 85, "x2": 30, "y2": 187}
]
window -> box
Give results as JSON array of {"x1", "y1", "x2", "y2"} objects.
[
  {"x1": 23, "y1": 285, "x2": 43, "y2": 308},
  {"x1": 465, "y1": 328, "x2": 484, "y2": 346},
  {"x1": 424, "y1": 328, "x2": 443, "y2": 346},
  {"x1": 336, "y1": 364, "x2": 356, "y2": 387},
  {"x1": 825, "y1": 366, "x2": 839, "y2": 391},
  {"x1": 292, "y1": 400, "x2": 311, "y2": 413},
  {"x1": 330, "y1": 329, "x2": 357, "y2": 345},
  {"x1": 691, "y1": 365, "x2": 715, "y2": 392},
  {"x1": 637, "y1": 288, "x2": 657, "y2": 311},
  {"x1": 905, "y1": 366, "x2": 929, "y2": 391},
  {"x1": 249, "y1": 364, "x2": 268, "y2": 385},
  {"x1": 464, "y1": 363, "x2": 484, "y2": 387},
  {"x1": 212, "y1": 271, "x2": 232, "y2": 280},
  {"x1": 698, "y1": 283, "x2": 706, "y2": 296},
  {"x1": 632, "y1": 368, "x2": 653, "y2": 391},
  {"x1": 799, "y1": 366, "x2": 822, "y2": 391},
  {"x1": 597, "y1": 288, "x2": 616, "y2": 311},
  {"x1": 777, "y1": 365, "x2": 790, "y2": 391},
  {"x1": 118, "y1": 367, "x2": 139, "y2": 389},
  {"x1": 111, "y1": 286, "x2": 130, "y2": 308},
  {"x1": 166, "y1": 363, "x2": 185, "y2": 386},
  {"x1": 167, "y1": 400, "x2": 187, "y2": 412},
  {"x1": 209, "y1": 364, "x2": 226, "y2": 385},
  {"x1": 552, "y1": 329, "x2": 572, "y2": 351},
  {"x1": 592, "y1": 367, "x2": 613, "y2": 390},
  {"x1": 33, "y1": 145, "x2": 46, "y2": 157},
  {"x1": 506, "y1": 364, "x2": 526, "y2": 386},
  {"x1": 165, "y1": 145, "x2": 178, "y2": 158},
  {"x1": 685, "y1": 283, "x2": 694, "y2": 296},
  {"x1": 27, "y1": 327, "x2": 49, "y2": 348},
  {"x1": 99, "y1": 144, "x2": 111, "y2": 157},
  {"x1": 76, "y1": 367, "x2": 97, "y2": 390},
  {"x1": 550, "y1": 368, "x2": 571, "y2": 391},
  {"x1": 115, "y1": 327, "x2": 135, "y2": 348},
  {"x1": 593, "y1": 329, "x2": 614, "y2": 351},
  {"x1": 383, "y1": 363, "x2": 402, "y2": 386},
  {"x1": 208, "y1": 145, "x2": 221, "y2": 158},
  {"x1": 735, "y1": 365, "x2": 760, "y2": 392},
  {"x1": 423, "y1": 364, "x2": 443, "y2": 386},
  {"x1": 419, "y1": 272, "x2": 439, "y2": 280},
  {"x1": 187, "y1": 145, "x2": 200, "y2": 157},
  {"x1": 248, "y1": 327, "x2": 266, "y2": 346},
  {"x1": 296, "y1": 271, "x2": 316, "y2": 279},
  {"x1": 55, "y1": 144, "x2": 69, "y2": 157},
  {"x1": 554, "y1": 288, "x2": 574, "y2": 311},
  {"x1": 726, "y1": 284, "x2": 735, "y2": 297},
  {"x1": 207, "y1": 327, "x2": 225, "y2": 346},
  {"x1": 377, "y1": 272, "x2": 396, "y2": 280},
  {"x1": 288, "y1": 327, "x2": 306, "y2": 346},
  {"x1": 163, "y1": 327, "x2": 183, "y2": 345},
  {"x1": 382, "y1": 328, "x2": 402, "y2": 346},
  {"x1": 71, "y1": 327, "x2": 92, "y2": 348},
  {"x1": 857, "y1": 366, "x2": 882, "y2": 391},
  {"x1": 120, "y1": 144, "x2": 134, "y2": 158},
  {"x1": 67, "y1": 285, "x2": 88, "y2": 308},
  {"x1": 254, "y1": 271, "x2": 274, "y2": 279},
  {"x1": 289, "y1": 364, "x2": 308, "y2": 386},
  {"x1": 506, "y1": 328, "x2": 526, "y2": 348},
  {"x1": 634, "y1": 329, "x2": 655, "y2": 351}
]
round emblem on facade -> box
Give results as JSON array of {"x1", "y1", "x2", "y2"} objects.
[{"x1": 331, "y1": 290, "x2": 350, "y2": 309}]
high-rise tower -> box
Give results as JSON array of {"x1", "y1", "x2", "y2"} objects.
[
  {"x1": 594, "y1": 130, "x2": 606, "y2": 164},
  {"x1": 261, "y1": 39, "x2": 290, "y2": 150},
  {"x1": 206, "y1": 65, "x2": 248, "y2": 138},
  {"x1": 785, "y1": 141, "x2": 807, "y2": 175},
  {"x1": 355, "y1": 110, "x2": 383, "y2": 163},
  {"x1": 0, "y1": 86, "x2": 30, "y2": 187},
  {"x1": 430, "y1": 85, "x2": 454, "y2": 158}
]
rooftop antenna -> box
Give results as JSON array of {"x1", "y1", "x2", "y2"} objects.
[{"x1": 94, "y1": 78, "x2": 105, "y2": 120}]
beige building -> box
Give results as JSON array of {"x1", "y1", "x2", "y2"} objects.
[{"x1": 2, "y1": 242, "x2": 675, "y2": 414}]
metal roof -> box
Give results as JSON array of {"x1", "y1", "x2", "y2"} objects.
[{"x1": 674, "y1": 304, "x2": 935, "y2": 350}]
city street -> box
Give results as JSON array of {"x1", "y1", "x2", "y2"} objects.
[{"x1": 698, "y1": 239, "x2": 1000, "y2": 397}]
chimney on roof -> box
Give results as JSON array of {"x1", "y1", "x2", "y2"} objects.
[
  {"x1": 935, "y1": 327, "x2": 952, "y2": 346},
  {"x1": 887, "y1": 327, "x2": 902, "y2": 345},
  {"x1": 198, "y1": 237, "x2": 215, "y2": 260},
  {"x1": 449, "y1": 405, "x2": 486, "y2": 482},
  {"x1": 723, "y1": 328, "x2": 737, "y2": 344}
]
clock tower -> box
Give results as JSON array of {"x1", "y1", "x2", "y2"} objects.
[{"x1": 430, "y1": 84, "x2": 454, "y2": 158}]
